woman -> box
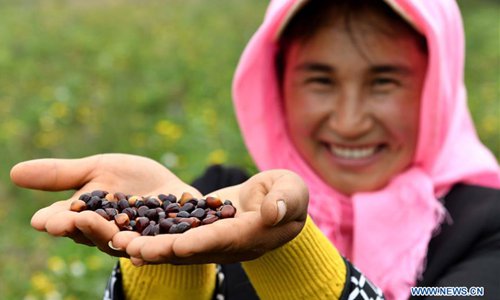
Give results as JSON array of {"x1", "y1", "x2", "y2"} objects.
[{"x1": 11, "y1": 0, "x2": 500, "y2": 299}]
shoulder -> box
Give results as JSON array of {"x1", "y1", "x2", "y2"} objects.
[
  {"x1": 417, "y1": 184, "x2": 500, "y2": 294},
  {"x1": 441, "y1": 184, "x2": 500, "y2": 228},
  {"x1": 191, "y1": 164, "x2": 251, "y2": 195}
]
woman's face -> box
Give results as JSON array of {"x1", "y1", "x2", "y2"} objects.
[{"x1": 283, "y1": 13, "x2": 428, "y2": 195}]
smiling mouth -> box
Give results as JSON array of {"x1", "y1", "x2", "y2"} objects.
[{"x1": 329, "y1": 144, "x2": 384, "y2": 159}]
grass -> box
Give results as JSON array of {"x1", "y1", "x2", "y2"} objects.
[{"x1": 0, "y1": 0, "x2": 497, "y2": 299}]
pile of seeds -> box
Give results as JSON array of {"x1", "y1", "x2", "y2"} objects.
[{"x1": 70, "y1": 190, "x2": 236, "y2": 235}]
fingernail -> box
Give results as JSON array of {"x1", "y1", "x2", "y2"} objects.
[
  {"x1": 131, "y1": 257, "x2": 145, "y2": 267},
  {"x1": 274, "y1": 200, "x2": 287, "y2": 225},
  {"x1": 108, "y1": 240, "x2": 123, "y2": 251}
]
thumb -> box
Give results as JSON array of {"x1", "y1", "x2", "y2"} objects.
[
  {"x1": 259, "y1": 170, "x2": 309, "y2": 226},
  {"x1": 10, "y1": 155, "x2": 100, "y2": 191}
]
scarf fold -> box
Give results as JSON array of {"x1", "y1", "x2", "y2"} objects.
[{"x1": 232, "y1": 0, "x2": 500, "y2": 299}]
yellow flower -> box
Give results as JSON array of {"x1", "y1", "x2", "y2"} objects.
[
  {"x1": 50, "y1": 102, "x2": 68, "y2": 119},
  {"x1": 47, "y1": 256, "x2": 65, "y2": 275},
  {"x1": 155, "y1": 119, "x2": 183, "y2": 141},
  {"x1": 30, "y1": 272, "x2": 55, "y2": 294},
  {"x1": 86, "y1": 255, "x2": 103, "y2": 271},
  {"x1": 208, "y1": 149, "x2": 227, "y2": 164},
  {"x1": 35, "y1": 131, "x2": 61, "y2": 149},
  {"x1": 481, "y1": 115, "x2": 498, "y2": 134},
  {"x1": 76, "y1": 106, "x2": 92, "y2": 122}
]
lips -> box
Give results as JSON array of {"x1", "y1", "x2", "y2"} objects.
[{"x1": 329, "y1": 144, "x2": 383, "y2": 160}]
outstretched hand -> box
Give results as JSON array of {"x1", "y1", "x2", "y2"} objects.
[
  {"x1": 113, "y1": 169, "x2": 309, "y2": 265},
  {"x1": 11, "y1": 154, "x2": 309, "y2": 265},
  {"x1": 10, "y1": 153, "x2": 201, "y2": 256}
]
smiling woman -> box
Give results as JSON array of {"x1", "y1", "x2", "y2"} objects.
[
  {"x1": 281, "y1": 2, "x2": 427, "y2": 194},
  {"x1": 5, "y1": 0, "x2": 500, "y2": 300}
]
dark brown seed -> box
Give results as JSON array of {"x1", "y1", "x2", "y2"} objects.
[
  {"x1": 115, "y1": 192, "x2": 127, "y2": 201},
  {"x1": 178, "y1": 217, "x2": 201, "y2": 228},
  {"x1": 78, "y1": 193, "x2": 92, "y2": 203},
  {"x1": 95, "y1": 208, "x2": 110, "y2": 220},
  {"x1": 152, "y1": 224, "x2": 160, "y2": 235},
  {"x1": 169, "y1": 222, "x2": 191, "y2": 234},
  {"x1": 122, "y1": 207, "x2": 137, "y2": 220},
  {"x1": 159, "y1": 218, "x2": 175, "y2": 233},
  {"x1": 135, "y1": 217, "x2": 150, "y2": 234},
  {"x1": 137, "y1": 205, "x2": 149, "y2": 217},
  {"x1": 70, "y1": 200, "x2": 87, "y2": 212},
  {"x1": 87, "y1": 196, "x2": 102, "y2": 210},
  {"x1": 206, "y1": 196, "x2": 223, "y2": 209},
  {"x1": 105, "y1": 208, "x2": 118, "y2": 218},
  {"x1": 141, "y1": 223, "x2": 155, "y2": 236},
  {"x1": 196, "y1": 199, "x2": 207, "y2": 209},
  {"x1": 145, "y1": 208, "x2": 158, "y2": 221},
  {"x1": 158, "y1": 211, "x2": 166, "y2": 221},
  {"x1": 159, "y1": 193, "x2": 176, "y2": 203},
  {"x1": 220, "y1": 205, "x2": 237, "y2": 218},
  {"x1": 91, "y1": 190, "x2": 108, "y2": 198},
  {"x1": 164, "y1": 203, "x2": 180, "y2": 213},
  {"x1": 201, "y1": 215, "x2": 219, "y2": 225},
  {"x1": 178, "y1": 192, "x2": 194, "y2": 206},
  {"x1": 190, "y1": 208, "x2": 206, "y2": 219},
  {"x1": 127, "y1": 195, "x2": 141, "y2": 207},
  {"x1": 134, "y1": 199, "x2": 145, "y2": 208},
  {"x1": 187, "y1": 198, "x2": 198, "y2": 206},
  {"x1": 145, "y1": 197, "x2": 161, "y2": 208},
  {"x1": 104, "y1": 193, "x2": 116, "y2": 202},
  {"x1": 101, "y1": 200, "x2": 113, "y2": 209},
  {"x1": 114, "y1": 213, "x2": 130, "y2": 229},
  {"x1": 117, "y1": 199, "x2": 129, "y2": 211},
  {"x1": 223, "y1": 200, "x2": 233, "y2": 206},
  {"x1": 179, "y1": 202, "x2": 195, "y2": 213},
  {"x1": 129, "y1": 220, "x2": 136, "y2": 230},
  {"x1": 177, "y1": 211, "x2": 190, "y2": 218}
]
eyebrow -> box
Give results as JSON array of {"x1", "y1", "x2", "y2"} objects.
[
  {"x1": 294, "y1": 62, "x2": 333, "y2": 73},
  {"x1": 294, "y1": 62, "x2": 414, "y2": 76},
  {"x1": 370, "y1": 65, "x2": 413, "y2": 76}
]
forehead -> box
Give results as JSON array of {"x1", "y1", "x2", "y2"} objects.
[
  {"x1": 288, "y1": 21, "x2": 425, "y2": 69},
  {"x1": 279, "y1": 1, "x2": 426, "y2": 53}
]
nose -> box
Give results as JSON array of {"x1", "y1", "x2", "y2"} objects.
[{"x1": 327, "y1": 90, "x2": 373, "y2": 139}]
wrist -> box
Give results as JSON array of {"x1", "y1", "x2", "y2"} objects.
[
  {"x1": 120, "y1": 258, "x2": 215, "y2": 300},
  {"x1": 242, "y1": 216, "x2": 347, "y2": 299}
]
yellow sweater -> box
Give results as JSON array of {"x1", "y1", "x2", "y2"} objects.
[{"x1": 120, "y1": 216, "x2": 346, "y2": 299}]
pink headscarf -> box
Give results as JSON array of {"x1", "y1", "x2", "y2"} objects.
[{"x1": 232, "y1": 0, "x2": 500, "y2": 299}]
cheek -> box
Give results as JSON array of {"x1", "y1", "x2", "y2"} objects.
[
  {"x1": 376, "y1": 98, "x2": 420, "y2": 152},
  {"x1": 284, "y1": 104, "x2": 314, "y2": 141}
]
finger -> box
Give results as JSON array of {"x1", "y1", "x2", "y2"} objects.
[
  {"x1": 259, "y1": 170, "x2": 309, "y2": 226},
  {"x1": 10, "y1": 155, "x2": 101, "y2": 191},
  {"x1": 171, "y1": 213, "x2": 260, "y2": 258},
  {"x1": 74, "y1": 210, "x2": 123, "y2": 255},
  {"x1": 110, "y1": 231, "x2": 140, "y2": 251},
  {"x1": 126, "y1": 235, "x2": 177, "y2": 262},
  {"x1": 44, "y1": 210, "x2": 80, "y2": 236},
  {"x1": 31, "y1": 200, "x2": 71, "y2": 231}
]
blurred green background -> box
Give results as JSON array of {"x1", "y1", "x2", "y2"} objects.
[{"x1": 0, "y1": 0, "x2": 498, "y2": 299}]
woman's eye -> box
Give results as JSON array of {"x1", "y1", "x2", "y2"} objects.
[
  {"x1": 305, "y1": 77, "x2": 333, "y2": 85},
  {"x1": 373, "y1": 78, "x2": 395, "y2": 85},
  {"x1": 372, "y1": 78, "x2": 399, "y2": 91}
]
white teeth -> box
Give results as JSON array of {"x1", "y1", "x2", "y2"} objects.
[{"x1": 330, "y1": 146, "x2": 377, "y2": 159}]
